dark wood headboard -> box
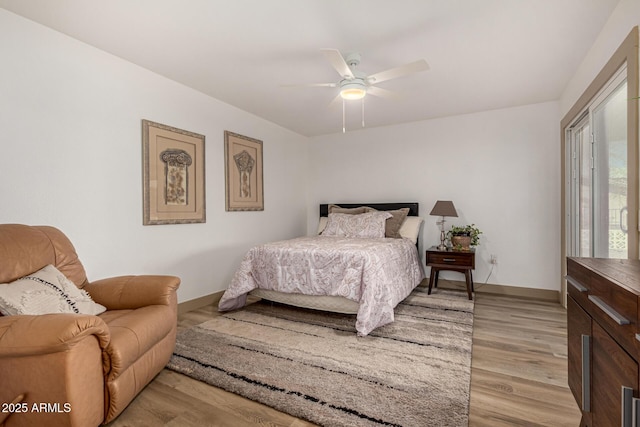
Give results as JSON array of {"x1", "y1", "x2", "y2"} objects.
[{"x1": 319, "y1": 203, "x2": 419, "y2": 217}]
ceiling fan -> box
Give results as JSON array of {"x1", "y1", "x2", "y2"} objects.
[
  {"x1": 285, "y1": 48, "x2": 429, "y2": 104},
  {"x1": 284, "y1": 49, "x2": 429, "y2": 131}
]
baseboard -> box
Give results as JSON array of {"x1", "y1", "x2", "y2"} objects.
[
  {"x1": 430, "y1": 278, "x2": 560, "y2": 302},
  {"x1": 177, "y1": 291, "x2": 225, "y2": 315},
  {"x1": 178, "y1": 281, "x2": 560, "y2": 315}
]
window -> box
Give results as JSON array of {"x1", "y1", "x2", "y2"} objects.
[
  {"x1": 566, "y1": 67, "x2": 627, "y2": 259},
  {"x1": 560, "y1": 27, "x2": 638, "y2": 305}
]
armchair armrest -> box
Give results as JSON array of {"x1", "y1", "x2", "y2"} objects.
[
  {"x1": 0, "y1": 314, "x2": 110, "y2": 357},
  {"x1": 83, "y1": 275, "x2": 180, "y2": 310},
  {"x1": 0, "y1": 314, "x2": 109, "y2": 427}
]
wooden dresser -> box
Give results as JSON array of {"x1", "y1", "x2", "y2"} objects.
[{"x1": 567, "y1": 257, "x2": 640, "y2": 427}]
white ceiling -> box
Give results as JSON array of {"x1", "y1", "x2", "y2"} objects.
[{"x1": 0, "y1": 0, "x2": 620, "y2": 137}]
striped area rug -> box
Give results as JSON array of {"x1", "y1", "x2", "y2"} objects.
[{"x1": 167, "y1": 287, "x2": 474, "y2": 427}]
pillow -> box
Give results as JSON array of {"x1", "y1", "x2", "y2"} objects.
[
  {"x1": 321, "y1": 207, "x2": 412, "y2": 238},
  {"x1": 328, "y1": 204, "x2": 369, "y2": 215},
  {"x1": 367, "y1": 207, "x2": 410, "y2": 238},
  {"x1": 317, "y1": 216, "x2": 328, "y2": 234},
  {"x1": 0, "y1": 264, "x2": 106, "y2": 316},
  {"x1": 387, "y1": 208, "x2": 410, "y2": 238},
  {"x1": 322, "y1": 211, "x2": 392, "y2": 238},
  {"x1": 398, "y1": 216, "x2": 424, "y2": 244}
]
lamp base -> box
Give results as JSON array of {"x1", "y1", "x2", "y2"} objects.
[{"x1": 437, "y1": 225, "x2": 447, "y2": 251}]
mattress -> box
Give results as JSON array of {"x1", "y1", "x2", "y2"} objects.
[
  {"x1": 218, "y1": 235, "x2": 425, "y2": 336},
  {"x1": 249, "y1": 289, "x2": 359, "y2": 314}
]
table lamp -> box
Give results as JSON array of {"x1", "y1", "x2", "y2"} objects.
[{"x1": 429, "y1": 200, "x2": 458, "y2": 250}]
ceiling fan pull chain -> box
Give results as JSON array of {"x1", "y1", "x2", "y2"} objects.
[
  {"x1": 362, "y1": 98, "x2": 365, "y2": 128},
  {"x1": 342, "y1": 98, "x2": 346, "y2": 133}
]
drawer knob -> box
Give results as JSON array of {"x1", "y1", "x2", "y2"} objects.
[
  {"x1": 622, "y1": 386, "x2": 634, "y2": 427},
  {"x1": 565, "y1": 275, "x2": 588, "y2": 292},
  {"x1": 582, "y1": 334, "x2": 591, "y2": 412},
  {"x1": 588, "y1": 295, "x2": 630, "y2": 325}
]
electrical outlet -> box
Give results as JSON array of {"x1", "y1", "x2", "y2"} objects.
[{"x1": 490, "y1": 254, "x2": 498, "y2": 265}]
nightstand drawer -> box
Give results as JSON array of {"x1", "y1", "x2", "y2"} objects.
[{"x1": 426, "y1": 251, "x2": 473, "y2": 267}]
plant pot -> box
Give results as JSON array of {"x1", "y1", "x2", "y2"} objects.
[{"x1": 451, "y1": 235, "x2": 471, "y2": 251}]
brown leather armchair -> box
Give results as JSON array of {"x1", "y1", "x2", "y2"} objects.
[{"x1": 0, "y1": 224, "x2": 181, "y2": 426}]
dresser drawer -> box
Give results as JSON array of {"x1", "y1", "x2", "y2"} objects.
[
  {"x1": 567, "y1": 258, "x2": 592, "y2": 310},
  {"x1": 589, "y1": 272, "x2": 637, "y2": 355},
  {"x1": 568, "y1": 257, "x2": 638, "y2": 357}
]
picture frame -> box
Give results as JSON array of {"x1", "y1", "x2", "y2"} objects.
[
  {"x1": 224, "y1": 131, "x2": 264, "y2": 211},
  {"x1": 142, "y1": 119, "x2": 206, "y2": 225}
]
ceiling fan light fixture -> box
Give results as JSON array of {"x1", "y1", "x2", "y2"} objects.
[{"x1": 340, "y1": 81, "x2": 367, "y2": 100}]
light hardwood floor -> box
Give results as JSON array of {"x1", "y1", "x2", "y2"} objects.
[{"x1": 106, "y1": 291, "x2": 581, "y2": 427}]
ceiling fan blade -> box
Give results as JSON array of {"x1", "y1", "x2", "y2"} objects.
[
  {"x1": 321, "y1": 48, "x2": 354, "y2": 79},
  {"x1": 367, "y1": 59, "x2": 429, "y2": 84},
  {"x1": 367, "y1": 86, "x2": 402, "y2": 100},
  {"x1": 328, "y1": 94, "x2": 342, "y2": 109},
  {"x1": 281, "y1": 82, "x2": 337, "y2": 88}
]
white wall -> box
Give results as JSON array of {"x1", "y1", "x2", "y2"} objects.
[
  {"x1": 308, "y1": 101, "x2": 561, "y2": 290},
  {"x1": 560, "y1": 0, "x2": 640, "y2": 117},
  {"x1": 0, "y1": 8, "x2": 574, "y2": 296},
  {"x1": 0, "y1": 10, "x2": 309, "y2": 302}
]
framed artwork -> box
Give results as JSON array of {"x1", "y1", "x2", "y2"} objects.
[
  {"x1": 142, "y1": 119, "x2": 206, "y2": 225},
  {"x1": 224, "y1": 131, "x2": 264, "y2": 211}
]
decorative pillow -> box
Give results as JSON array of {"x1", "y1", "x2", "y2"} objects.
[
  {"x1": 386, "y1": 208, "x2": 410, "y2": 238},
  {"x1": 328, "y1": 204, "x2": 369, "y2": 215},
  {"x1": 321, "y1": 211, "x2": 392, "y2": 238},
  {"x1": 398, "y1": 216, "x2": 424, "y2": 244},
  {"x1": 0, "y1": 264, "x2": 106, "y2": 316},
  {"x1": 366, "y1": 207, "x2": 410, "y2": 238}
]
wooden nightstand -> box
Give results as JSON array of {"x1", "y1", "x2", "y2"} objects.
[{"x1": 426, "y1": 246, "x2": 475, "y2": 300}]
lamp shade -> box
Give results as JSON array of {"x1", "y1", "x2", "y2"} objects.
[{"x1": 429, "y1": 200, "x2": 458, "y2": 217}]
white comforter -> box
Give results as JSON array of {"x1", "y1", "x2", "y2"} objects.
[{"x1": 218, "y1": 235, "x2": 425, "y2": 336}]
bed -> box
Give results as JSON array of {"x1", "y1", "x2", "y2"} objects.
[{"x1": 218, "y1": 203, "x2": 425, "y2": 336}]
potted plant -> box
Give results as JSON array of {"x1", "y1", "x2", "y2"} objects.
[{"x1": 447, "y1": 224, "x2": 482, "y2": 251}]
